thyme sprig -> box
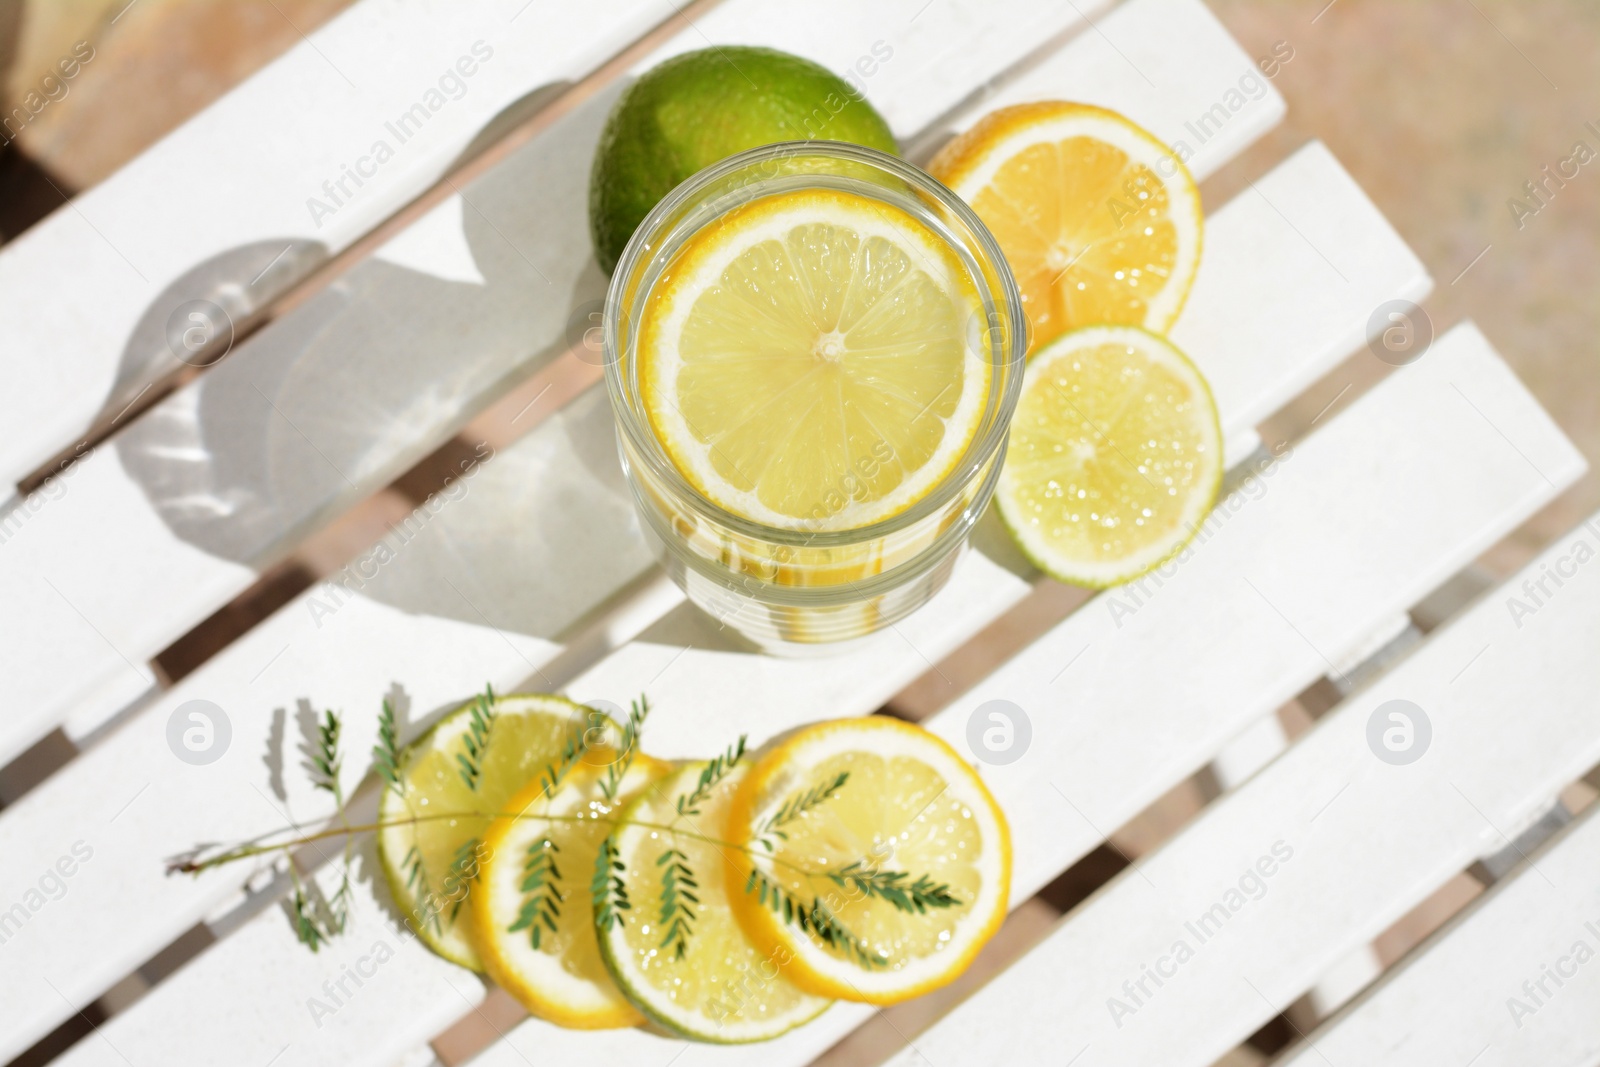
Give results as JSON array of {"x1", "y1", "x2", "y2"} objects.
[
  {"x1": 176, "y1": 691, "x2": 964, "y2": 971},
  {"x1": 655, "y1": 847, "x2": 698, "y2": 960},
  {"x1": 592, "y1": 837, "x2": 630, "y2": 933},
  {"x1": 455, "y1": 685, "x2": 498, "y2": 792},
  {"x1": 828, "y1": 864, "x2": 960, "y2": 915},
  {"x1": 745, "y1": 867, "x2": 883, "y2": 969},
  {"x1": 507, "y1": 838, "x2": 562, "y2": 949},
  {"x1": 290, "y1": 707, "x2": 352, "y2": 948},
  {"x1": 309, "y1": 710, "x2": 343, "y2": 798},
  {"x1": 372, "y1": 698, "x2": 404, "y2": 798},
  {"x1": 756, "y1": 771, "x2": 849, "y2": 852},
  {"x1": 675, "y1": 735, "x2": 746, "y2": 817},
  {"x1": 599, "y1": 696, "x2": 650, "y2": 802},
  {"x1": 538, "y1": 706, "x2": 604, "y2": 798}
]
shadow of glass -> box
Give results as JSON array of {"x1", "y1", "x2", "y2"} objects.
[
  {"x1": 112, "y1": 81, "x2": 631, "y2": 597},
  {"x1": 101, "y1": 237, "x2": 330, "y2": 424},
  {"x1": 355, "y1": 385, "x2": 654, "y2": 641}
]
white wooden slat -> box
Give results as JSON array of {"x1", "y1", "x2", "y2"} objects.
[
  {"x1": 1281, "y1": 801, "x2": 1600, "y2": 1067},
  {"x1": 939, "y1": 0, "x2": 1282, "y2": 173},
  {"x1": 0, "y1": 0, "x2": 677, "y2": 490},
  {"x1": 881, "y1": 478, "x2": 1600, "y2": 1067},
  {"x1": 0, "y1": 0, "x2": 1119, "y2": 768},
  {"x1": 466, "y1": 322, "x2": 1582, "y2": 1067},
  {"x1": 185, "y1": 141, "x2": 1440, "y2": 1067},
  {"x1": 0, "y1": 0, "x2": 1150, "y2": 1054},
  {"x1": 12, "y1": 89, "x2": 1414, "y2": 1067},
  {"x1": 14, "y1": 16, "x2": 1333, "y2": 1059}
]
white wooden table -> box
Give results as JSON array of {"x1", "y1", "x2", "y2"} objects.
[{"x1": 1, "y1": 2, "x2": 1596, "y2": 1066}]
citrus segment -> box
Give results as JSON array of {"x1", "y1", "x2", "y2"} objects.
[
  {"x1": 929, "y1": 101, "x2": 1201, "y2": 353},
  {"x1": 726, "y1": 717, "x2": 1011, "y2": 1004},
  {"x1": 637, "y1": 188, "x2": 991, "y2": 531},
  {"x1": 996, "y1": 325, "x2": 1222, "y2": 587}
]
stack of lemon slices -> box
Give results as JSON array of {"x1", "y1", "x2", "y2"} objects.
[
  {"x1": 378, "y1": 694, "x2": 1011, "y2": 1043},
  {"x1": 930, "y1": 101, "x2": 1222, "y2": 586}
]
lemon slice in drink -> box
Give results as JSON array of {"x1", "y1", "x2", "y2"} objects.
[
  {"x1": 726, "y1": 717, "x2": 1011, "y2": 1005},
  {"x1": 471, "y1": 752, "x2": 675, "y2": 1027},
  {"x1": 376, "y1": 692, "x2": 618, "y2": 970},
  {"x1": 596, "y1": 759, "x2": 832, "y2": 1041},
  {"x1": 637, "y1": 188, "x2": 991, "y2": 532},
  {"x1": 996, "y1": 325, "x2": 1222, "y2": 587},
  {"x1": 929, "y1": 101, "x2": 1202, "y2": 354}
]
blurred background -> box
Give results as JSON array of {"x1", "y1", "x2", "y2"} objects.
[{"x1": 2, "y1": 2, "x2": 1595, "y2": 1063}]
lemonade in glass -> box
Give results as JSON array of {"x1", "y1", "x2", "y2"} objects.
[{"x1": 603, "y1": 143, "x2": 1025, "y2": 651}]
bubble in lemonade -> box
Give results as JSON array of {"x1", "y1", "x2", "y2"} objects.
[{"x1": 606, "y1": 145, "x2": 1023, "y2": 650}]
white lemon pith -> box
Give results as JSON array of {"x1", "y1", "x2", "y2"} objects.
[
  {"x1": 996, "y1": 325, "x2": 1222, "y2": 587},
  {"x1": 638, "y1": 188, "x2": 992, "y2": 531}
]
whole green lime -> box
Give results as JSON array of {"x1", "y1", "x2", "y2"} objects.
[{"x1": 588, "y1": 46, "x2": 900, "y2": 273}]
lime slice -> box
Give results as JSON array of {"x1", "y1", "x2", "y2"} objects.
[
  {"x1": 637, "y1": 187, "x2": 990, "y2": 532},
  {"x1": 376, "y1": 692, "x2": 619, "y2": 970},
  {"x1": 472, "y1": 753, "x2": 675, "y2": 1027},
  {"x1": 726, "y1": 717, "x2": 1011, "y2": 1005},
  {"x1": 596, "y1": 759, "x2": 832, "y2": 1041},
  {"x1": 996, "y1": 324, "x2": 1221, "y2": 587}
]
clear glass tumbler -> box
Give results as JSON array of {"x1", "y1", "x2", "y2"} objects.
[{"x1": 603, "y1": 142, "x2": 1025, "y2": 653}]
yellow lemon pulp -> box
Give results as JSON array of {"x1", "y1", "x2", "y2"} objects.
[
  {"x1": 637, "y1": 188, "x2": 991, "y2": 532},
  {"x1": 930, "y1": 101, "x2": 1201, "y2": 355}
]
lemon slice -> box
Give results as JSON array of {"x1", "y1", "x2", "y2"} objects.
[
  {"x1": 637, "y1": 187, "x2": 991, "y2": 531},
  {"x1": 596, "y1": 759, "x2": 832, "y2": 1041},
  {"x1": 996, "y1": 325, "x2": 1221, "y2": 587},
  {"x1": 472, "y1": 752, "x2": 675, "y2": 1028},
  {"x1": 376, "y1": 692, "x2": 618, "y2": 970},
  {"x1": 726, "y1": 717, "x2": 1011, "y2": 1005},
  {"x1": 929, "y1": 101, "x2": 1202, "y2": 355}
]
